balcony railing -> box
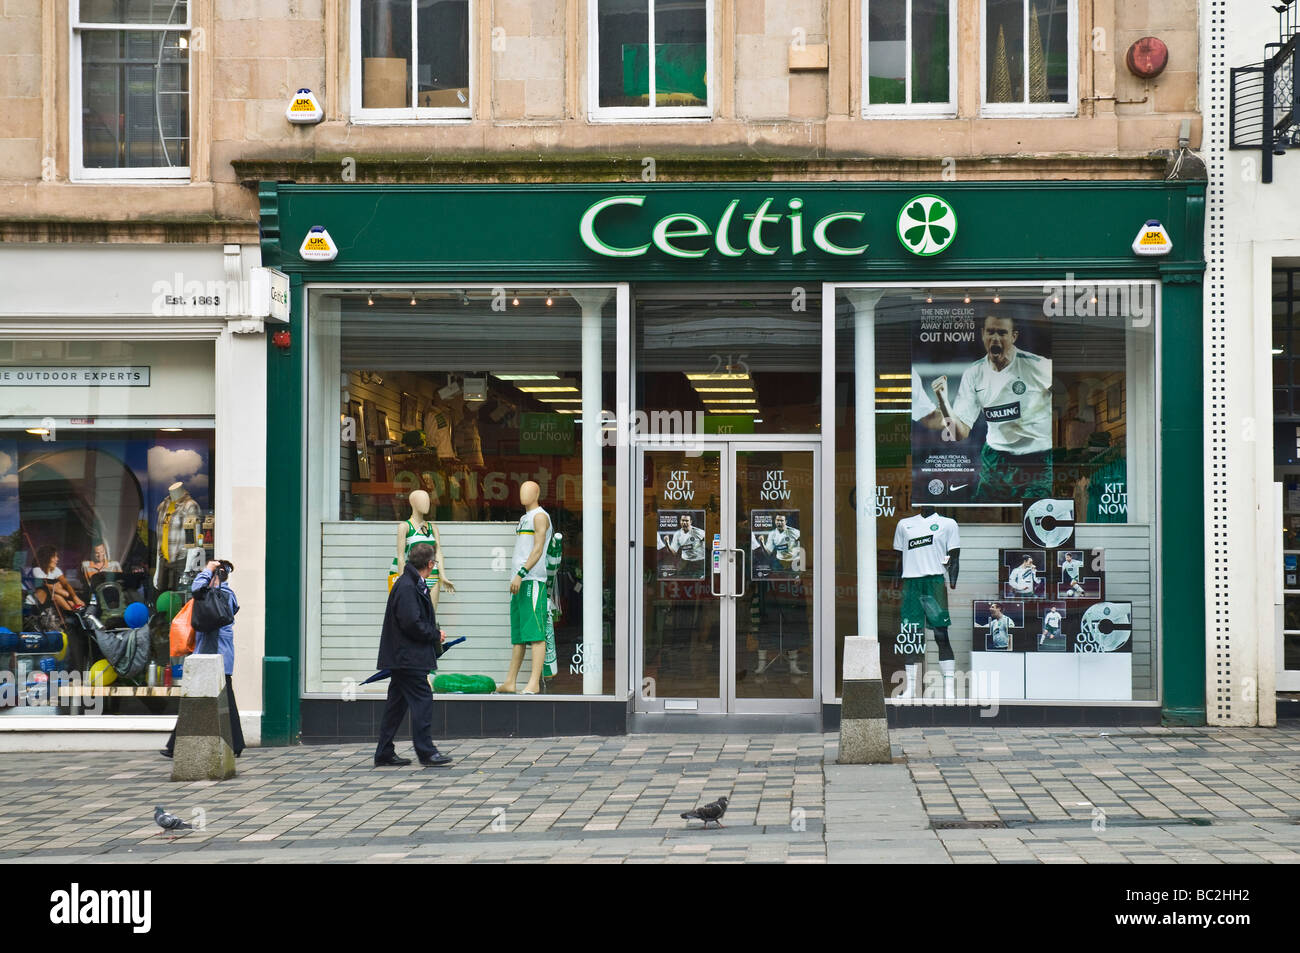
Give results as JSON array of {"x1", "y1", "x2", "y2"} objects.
[{"x1": 1230, "y1": 0, "x2": 1300, "y2": 183}]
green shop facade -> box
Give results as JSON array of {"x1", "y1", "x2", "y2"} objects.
[{"x1": 254, "y1": 178, "x2": 1206, "y2": 744}]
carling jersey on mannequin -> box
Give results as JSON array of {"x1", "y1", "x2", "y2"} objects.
[{"x1": 892, "y1": 506, "x2": 961, "y2": 700}]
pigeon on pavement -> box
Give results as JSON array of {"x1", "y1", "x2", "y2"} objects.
[
  {"x1": 154, "y1": 805, "x2": 192, "y2": 834},
  {"x1": 681, "y1": 796, "x2": 729, "y2": 829}
]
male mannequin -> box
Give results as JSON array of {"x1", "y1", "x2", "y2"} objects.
[
  {"x1": 390, "y1": 489, "x2": 454, "y2": 607},
  {"x1": 892, "y1": 505, "x2": 961, "y2": 700},
  {"x1": 154, "y1": 482, "x2": 200, "y2": 592},
  {"x1": 499, "y1": 480, "x2": 551, "y2": 694}
]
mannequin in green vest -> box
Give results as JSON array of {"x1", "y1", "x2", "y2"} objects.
[{"x1": 390, "y1": 489, "x2": 455, "y2": 608}]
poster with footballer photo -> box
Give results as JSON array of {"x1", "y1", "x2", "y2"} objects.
[
  {"x1": 656, "y1": 510, "x2": 707, "y2": 580},
  {"x1": 750, "y1": 509, "x2": 803, "y2": 581},
  {"x1": 1000, "y1": 548, "x2": 1048, "y2": 600},
  {"x1": 910, "y1": 300, "x2": 1053, "y2": 506},
  {"x1": 973, "y1": 600, "x2": 1024, "y2": 652},
  {"x1": 1056, "y1": 549, "x2": 1105, "y2": 600}
]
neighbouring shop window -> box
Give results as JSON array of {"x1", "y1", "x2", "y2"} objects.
[
  {"x1": 0, "y1": 339, "x2": 216, "y2": 714},
  {"x1": 863, "y1": 0, "x2": 955, "y2": 115},
  {"x1": 634, "y1": 287, "x2": 822, "y2": 435},
  {"x1": 0, "y1": 429, "x2": 216, "y2": 713},
  {"x1": 74, "y1": 0, "x2": 191, "y2": 177},
  {"x1": 306, "y1": 288, "x2": 617, "y2": 696},
  {"x1": 593, "y1": 0, "x2": 710, "y2": 116},
  {"x1": 983, "y1": 0, "x2": 1074, "y2": 112},
  {"x1": 835, "y1": 283, "x2": 1157, "y2": 704},
  {"x1": 355, "y1": 0, "x2": 471, "y2": 116}
]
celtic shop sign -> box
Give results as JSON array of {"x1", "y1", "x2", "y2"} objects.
[{"x1": 579, "y1": 194, "x2": 958, "y2": 260}]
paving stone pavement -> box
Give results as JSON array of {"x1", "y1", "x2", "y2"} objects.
[{"x1": 0, "y1": 725, "x2": 1297, "y2": 863}]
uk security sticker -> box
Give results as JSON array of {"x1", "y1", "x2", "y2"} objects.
[
  {"x1": 299, "y1": 225, "x2": 338, "y2": 262},
  {"x1": 286, "y1": 88, "x2": 324, "y2": 124},
  {"x1": 1132, "y1": 220, "x2": 1172, "y2": 256}
]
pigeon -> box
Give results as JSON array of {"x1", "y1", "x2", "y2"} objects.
[
  {"x1": 681, "y1": 796, "x2": 729, "y2": 829},
  {"x1": 154, "y1": 805, "x2": 192, "y2": 836}
]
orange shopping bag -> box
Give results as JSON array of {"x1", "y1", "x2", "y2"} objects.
[{"x1": 169, "y1": 598, "x2": 196, "y2": 656}]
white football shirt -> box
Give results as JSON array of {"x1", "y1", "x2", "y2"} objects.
[
  {"x1": 911, "y1": 368, "x2": 936, "y2": 422},
  {"x1": 950, "y1": 348, "x2": 1053, "y2": 454},
  {"x1": 893, "y1": 514, "x2": 961, "y2": 578},
  {"x1": 1044, "y1": 609, "x2": 1062, "y2": 631},
  {"x1": 1009, "y1": 565, "x2": 1037, "y2": 593}
]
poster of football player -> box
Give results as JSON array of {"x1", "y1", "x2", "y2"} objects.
[
  {"x1": 1057, "y1": 549, "x2": 1105, "y2": 600},
  {"x1": 974, "y1": 600, "x2": 1024, "y2": 652},
  {"x1": 1037, "y1": 603, "x2": 1067, "y2": 652},
  {"x1": 656, "y1": 510, "x2": 707, "y2": 579},
  {"x1": 750, "y1": 509, "x2": 803, "y2": 581},
  {"x1": 1000, "y1": 548, "x2": 1047, "y2": 599},
  {"x1": 911, "y1": 300, "x2": 1053, "y2": 506}
]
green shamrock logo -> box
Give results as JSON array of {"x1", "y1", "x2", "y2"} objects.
[{"x1": 897, "y1": 195, "x2": 957, "y2": 256}]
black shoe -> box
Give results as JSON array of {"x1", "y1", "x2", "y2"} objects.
[
  {"x1": 159, "y1": 748, "x2": 173, "y2": 759},
  {"x1": 418, "y1": 750, "x2": 452, "y2": 767},
  {"x1": 374, "y1": 753, "x2": 412, "y2": 766}
]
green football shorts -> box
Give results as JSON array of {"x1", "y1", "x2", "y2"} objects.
[
  {"x1": 974, "y1": 443, "x2": 1052, "y2": 502},
  {"x1": 510, "y1": 579, "x2": 548, "y2": 645},
  {"x1": 900, "y1": 574, "x2": 951, "y2": 629}
]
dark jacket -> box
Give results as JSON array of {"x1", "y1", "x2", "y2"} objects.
[{"x1": 377, "y1": 563, "x2": 440, "y2": 671}]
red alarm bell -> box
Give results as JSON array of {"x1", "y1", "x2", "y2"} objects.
[
  {"x1": 272, "y1": 329, "x2": 292, "y2": 350},
  {"x1": 1126, "y1": 37, "x2": 1169, "y2": 80}
]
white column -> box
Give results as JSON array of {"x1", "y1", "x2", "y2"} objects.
[
  {"x1": 845, "y1": 290, "x2": 885, "y2": 640},
  {"x1": 569, "y1": 289, "x2": 613, "y2": 694}
]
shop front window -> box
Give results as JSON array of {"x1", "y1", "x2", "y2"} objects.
[
  {"x1": 835, "y1": 282, "x2": 1157, "y2": 704},
  {"x1": 0, "y1": 340, "x2": 216, "y2": 714},
  {"x1": 306, "y1": 288, "x2": 618, "y2": 696}
]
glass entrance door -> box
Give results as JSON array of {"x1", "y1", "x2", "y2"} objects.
[{"x1": 636, "y1": 443, "x2": 819, "y2": 713}]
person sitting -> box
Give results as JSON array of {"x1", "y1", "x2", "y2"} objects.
[
  {"x1": 30, "y1": 545, "x2": 86, "y2": 615},
  {"x1": 81, "y1": 539, "x2": 122, "y2": 581}
]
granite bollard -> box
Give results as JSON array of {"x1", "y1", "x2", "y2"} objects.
[
  {"x1": 837, "y1": 636, "x2": 892, "y2": 764},
  {"x1": 171, "y1": 654, "x2": 236, "y2": 781}
]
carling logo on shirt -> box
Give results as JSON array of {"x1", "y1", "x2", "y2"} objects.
[
  {"x1": 984, "y1": 402, "x2": 1022, "y2": 422},
  {"x1": 907, "y1": 535, "x2": 934, "y2": 549}
]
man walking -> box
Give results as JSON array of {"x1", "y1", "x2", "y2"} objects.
[{"x1": 375, "y1": 542, "x2": 451, "y2": 767}]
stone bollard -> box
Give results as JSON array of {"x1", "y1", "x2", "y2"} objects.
[
  {"x1": 171, "y1": 654, "x2": 236, "y2": 782},
  {"x1": 837, "y1": 636, "x2": 892, "y2": 764}
]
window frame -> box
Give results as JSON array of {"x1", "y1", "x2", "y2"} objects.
[
  {"x1": 861, "y1": 0, "x2": 958, "y2": 119},
  {"x1": 349, "y1": 0, "x2": 474, "y2": 124},
  {"x1": 587, "y1": 0, "x2": 714, "y2": 123},
  {"x1": 69, "y1": 2, "x2": 192, "y2": 182},
  {"x1": 979, "y1": 0, "x2": 1078, "y2": 117}
]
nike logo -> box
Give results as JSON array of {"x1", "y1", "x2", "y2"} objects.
[{"x1": 949, "y1": 483, "x2": 968, "y2": 491}]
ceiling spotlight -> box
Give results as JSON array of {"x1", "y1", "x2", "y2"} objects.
[
  {"x1": 367, "y1": 292, "x2": 374, "y2": 306},
  {"x1": 963, "y1": 293, "x2": 971, "y2": 304},
  {"x1": 926, "y1": 296, "x2": 933, "y2": 304},
  {"x1": 409, "y1": 293, "x2": 417, "y2": 306},
  {"x1": 992, "y1": 292, "x2": 1001, "y2": 304},
  {"x1": 460, "y1": 293, "x2": 470, "y2": 306},
  {"x1": 512, "y1": 296, "x2": 520, "y2": 307},
  {"x1": 546, "y1": 296, "x2": 553, "y2": 307}
]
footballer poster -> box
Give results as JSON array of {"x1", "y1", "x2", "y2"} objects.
[
  {"x1": 910, "y1": 300, "x2": 1053, "y2": 506},
  {"x1": 973, "y1": 600, "x2": 1024, "y2": 652},
  {"x1": 1000, "y1": 548, "x2": 1048, "y2": 600},
  {"x1": 750, "y1": 509, "x2": 803, "y2": 581},
  {"x1": 656, "y1": 510, "x2": 707, "y2": 580}
]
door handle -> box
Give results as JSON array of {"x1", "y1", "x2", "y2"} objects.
[{"x1": 732, "y1": 547, "x2": 746, "y2": 598}]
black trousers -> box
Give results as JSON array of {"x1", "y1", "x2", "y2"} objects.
[
  {"x1": 376, "y1": 668, "x2": 437, "y2": 761},
  {"x1": 164, "y1": 674, "x2": 245, "y2": 757}
]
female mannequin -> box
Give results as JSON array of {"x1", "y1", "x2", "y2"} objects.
[{"x1": 389, "y1": 489, "x2": 455, "y2": 607}]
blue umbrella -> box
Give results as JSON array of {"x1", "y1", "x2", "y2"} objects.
[{"x1": 361, "y1": 637, "x2": 465, "y2": 684}]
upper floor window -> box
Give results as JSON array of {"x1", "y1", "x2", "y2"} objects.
[
  {"x1": 72, "y1": 0, "x2": 190, "y2": 180},
  {"x1": 352, "y1": 0, "x2": 471, "y2": 121},
  {"x1": 590, "y1": 0, "x2": 711, "y2": 120},
  {"x1": 863, "y1": 0, "x2": 956, "y2": 117},
  {"x1": 982, "y1": 0, "x2": 1076, "y2": 115}
]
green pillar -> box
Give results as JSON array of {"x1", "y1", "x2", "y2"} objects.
[
  {"x1": 1159, "y1": 252, "x2": 1207, "y2": 725},
  {"x1": 261, "y1": 229, "x2": 304, "y2": 745}
]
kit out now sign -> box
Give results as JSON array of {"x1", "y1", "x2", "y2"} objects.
[{"x1": 760, "y1": 471, "x2": 791, "y2": 501}]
